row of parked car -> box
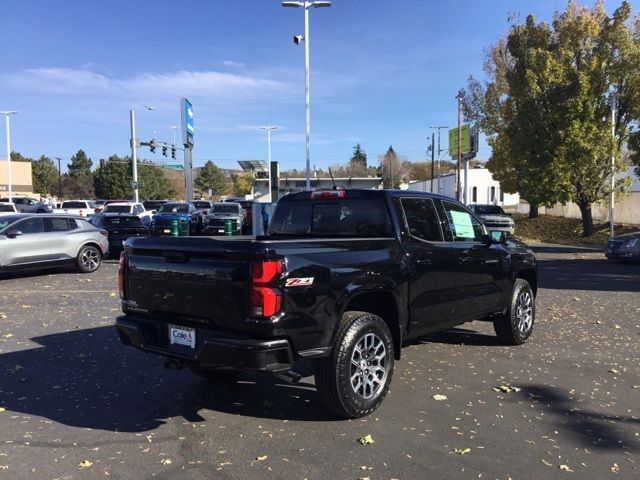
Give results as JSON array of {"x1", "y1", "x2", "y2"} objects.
[{"x1": 0, "y1": 198, "x2": 254, "y2": 276}]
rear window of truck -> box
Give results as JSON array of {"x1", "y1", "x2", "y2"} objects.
[{"x1": 269, "y1": 198, "x2": 392, "y2": 237}]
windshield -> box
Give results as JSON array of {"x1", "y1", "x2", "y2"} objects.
[
  {"x1": 211, "y1": 204, "x2": 239, "y2": 214},
  {"x1": 269, "y1": 198, "x2": 392, "y2": 237},
  {"x1": 92, "y1": 216, "x2": 143, "y2": 227},
  {"x1": 192, "y1": 201, "x2": 211, "y2": 209},
  {"x1": 103, "y1": 205, "x2": 131, "y2": 213},
  {"x1": 158, "y1": 203, "x2": 189, "y2": 214},
  {"x1": 472, "y1": 205, "x2": 506, "y2": 215},
  {"x1": 0, "y1": 216, "x2": 21, "y2": 231}
]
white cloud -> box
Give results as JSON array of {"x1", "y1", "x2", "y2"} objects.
[
  {"x1": 1, "y1": 67, "x2": 288, "y2": 103},
  {"x1": 223, "y1": 60, "x2": 246, "y2": 68}
]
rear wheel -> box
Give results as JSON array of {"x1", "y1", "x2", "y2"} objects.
[
  {"x1": 493, "y1": 278, "x2": 535, "y2": 345},
  {"x1": 76, "y1": 245, "x2": 101, "y2": 273},
  {"x1": 189, "y1": 365, "x2": 240, "y2": 384},
  {"x1": 316, "y1": 311, "x2": 394, "y2": 418}
]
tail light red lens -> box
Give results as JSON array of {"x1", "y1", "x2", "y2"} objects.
[
  {"x1": 118, "y1": 252, "x2": 128, "y2": 299},
  {"x1": 250, "y1": 259, "x2": 284, "y2": 318},
  {"x1": 311, "y1": 189, "x2": 346, "y2": 199}
]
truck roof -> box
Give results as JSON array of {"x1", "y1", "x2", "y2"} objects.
[{"x1": 280, "y1": 188, "x2": 457, "y2": 203}]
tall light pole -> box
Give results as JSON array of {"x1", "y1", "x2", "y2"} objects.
[
  {"x1": 170, "y1": 125, "x2": 178, "y2": 148},
  {"x1": 1, "y1": 111, "x2": 18, "y2": 202},
  {"x1": 610, "y1": 95, "x2": 616, "y2": 238},
  {"x1": 260, "y1": 126, "x2": 279, "y2": 202},
  {"x1": 455, "y1": 93, "x2": 463, "y2": 202},
  {"x1": 282, "y1": 1, "x2": 331, "y2": 191},
  {"x1": 55, "y1": 157, "x2": 62, "y2": 198},
  {"x1": 129, "y1": 105, "x2": 154, "y2": 203}
]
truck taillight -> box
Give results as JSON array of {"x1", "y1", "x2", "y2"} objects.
[
  {"x1": 311, "y1": 189, "x2": 346, "y2": 199},
  {"x1": 118, "y1": 252, "x2": 128, "y2": 299},
  {"x1": 250, "y1": 260, "x2": 284, "y2": 318}
]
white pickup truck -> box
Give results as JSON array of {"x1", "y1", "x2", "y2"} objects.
[{"x1": 57, "y1": 200, "x2": 98, "y2": 217}]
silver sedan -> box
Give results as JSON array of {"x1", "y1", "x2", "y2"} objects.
[{"x1": 0, "y1": 214, "x2": 109, "y2": 274}]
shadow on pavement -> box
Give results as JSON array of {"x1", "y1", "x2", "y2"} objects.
[
  {"x1": 412, "y1": 327, "x2": 502, "y2": 347},
  {"x1": 513, "y1": 385, "x2": 639, "y2": 452},
  {"x1": 538, "y1": 257, "x2": 640, "y2": 292},
  {"x1": 529, "y1": 244, "x2": 601, "y2": 254},
  {"x1": 0, "y1": 326, "x2": 337, "y2": 433}
]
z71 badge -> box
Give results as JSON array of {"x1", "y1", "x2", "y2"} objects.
[{"x1": 285, "y1": 277, "x2": 314, "y2": 287}]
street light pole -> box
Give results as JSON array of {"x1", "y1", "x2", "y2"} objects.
[
  {"x1": 610, "y1": 96, "x2": 616, "y2": 238},
  {"x1": 1, "y1": 111, "x2": 18, "y2": 202},
  {"x1": 456, "y1": 93, "x2": 463, "y2": 202},
  {"x1": 55, "y1": 157, "x2": 62, "y2": 197},
  {"x1": 282, "y1": 1, "x2": 331, "y2": 191},
  {"x1": 430, "y1": 125, "x2": 449, "y2": 195}
]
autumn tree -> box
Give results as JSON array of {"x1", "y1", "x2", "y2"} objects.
[
  {"x1": 379, "y1": 146, "x2": 410, "y2": 189},
  {"x1": 462, "y1": 1, "x2": 636, "y2": 235}
]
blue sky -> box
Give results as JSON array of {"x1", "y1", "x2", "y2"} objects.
[{"x1": 0, "y1": 0, "x2": 613, "y2": 173}]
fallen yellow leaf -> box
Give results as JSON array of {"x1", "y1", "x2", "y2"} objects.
[
  {"x1": 358, "y1": 434, "x2": 374, "y2": 445},
  {"x1": 452, "y1": 448, "x2": 471, "y2": 455},
  {"x1": 255, "y1": 455, "x2": 267, "y2": 461},
  {"x1": 432, "y1": 394, "x2": 447, "y2": 401},
  {"x1": 78, "y1": 460, "x2": 93, "y2": 468},
  {"x1": 559, "y1": 464, "x2": 573, "y2": 472}
]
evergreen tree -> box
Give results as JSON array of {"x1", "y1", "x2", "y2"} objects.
[
  {"x1": 68, "y1": 149, "x2": 93, "y2": 177},
  {"x1": 194, "y1": 161, "x2": 228, "y2": 197},
  {"x1": 348, "y1": 144, "x2": 368, "y2": 176},
  {"x1": 32, "y1": 155, "x2": 59, "y2": 196}
]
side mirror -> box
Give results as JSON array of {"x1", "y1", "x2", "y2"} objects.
[
  {"x1": 490, "y1": 230, "x2": 507, "y2": 244},
  {"x1": 7, "y1": 230, "x2": 23, "y2": 239}
]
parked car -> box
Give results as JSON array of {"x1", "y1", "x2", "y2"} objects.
[
  {"x1": 605, "y1": 231, "x2": 640, "y2": 262},
  {"x1": 117, "y1": 189, "x2": 538, "y2": 418},
  {"x1": 143, "y1": 199, "x2": 168, "y2": 211},
  {"x1": 191, "y1": 200, "x2": 213, "y2": 232},
  {"x1": 203, "y1": 202, "x2": 245, "y2": 235},
  {"x1": 58, "y1": 200, "x2": 99, "y2": 217},
  {"x1": 468, "y1": 204, "x2": 515, "y2": 235},
  {"x1": 101, "y1": 202, "x2": 153, "y2": 220},
  {"x1": 0, "y1": 202, "x2": 18, "y2": 215},
  {"x1": 90, "y1": 213, "x2": 151, "y2": 256},
  {"x1": 0, "y1": 214, "x2": 108, "y2": 274},
  {"x1": 150, "y1": 202, "x2": 200, "y2": 236},
  {"x1": 0, "y1": 197, "x2": 53, "y2": 213}
]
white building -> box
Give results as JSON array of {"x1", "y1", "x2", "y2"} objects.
[{"x1": 404, "y1": 166, "x2": 520, "y2": 206}]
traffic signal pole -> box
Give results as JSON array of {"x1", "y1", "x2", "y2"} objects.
[{"x1": 129, "y1": 110, "x2": 139, "y2": 203}]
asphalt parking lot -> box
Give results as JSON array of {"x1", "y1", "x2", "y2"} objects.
[{"x1": 0, "y1": 245, "x2": 638, "y2": 480}]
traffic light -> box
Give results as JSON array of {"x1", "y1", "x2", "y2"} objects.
[
  {"x1": 162, "y1": 146, "x2": 167, "y2": 157},
  {"x1": 150, "y1": 139, "x2": 157, "y2": 154},
  {"x1": 171, "y1": 146, "x2": 176, "y2": 159}
]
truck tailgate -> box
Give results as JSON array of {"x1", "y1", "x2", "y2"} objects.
[{"x1": 124, "y1": 236, "x2": 254, "y2": 329}]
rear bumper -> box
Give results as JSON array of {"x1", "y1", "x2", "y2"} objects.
[{"x1": 116, "y1": 315, "x2": 294, "y2": 372}]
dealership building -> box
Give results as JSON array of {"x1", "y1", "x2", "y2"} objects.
[{"x1": 0, "y1": 160, "x2": 33, "y2": 197}]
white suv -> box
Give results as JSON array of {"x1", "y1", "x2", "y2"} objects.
[
  {"x1": 101, "y1": 202, "x2": 152, "y2": 220},
  {"x1": 58, "y1": 200, "x2": 98, "y2": 217}
]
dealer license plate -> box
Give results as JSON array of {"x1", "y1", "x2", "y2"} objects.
[{"x1": 169, "y1": 325, "x2": 196, "y2": 349}]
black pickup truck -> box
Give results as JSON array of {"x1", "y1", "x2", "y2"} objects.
[{"x1": 116, "y1": 189, "x2": 537, "y2": 418}]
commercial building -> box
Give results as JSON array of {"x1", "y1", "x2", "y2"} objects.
[
  {"x1": 0, "y1": 160, "x2": 33, "y2": 197},
  {"x1": 404, "y1": 166, "x2": 520, "y2": 206}
]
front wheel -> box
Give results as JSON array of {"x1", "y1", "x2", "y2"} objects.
[
  {"x1": 76, "y1": 245, "x2": 102, "y2": 273},
  {"x1": 316, "y1": 311, "x2": 394, "y2": 418},
  {"x1": 493, "y1": 278, "x2": 535, "y2": 345}
]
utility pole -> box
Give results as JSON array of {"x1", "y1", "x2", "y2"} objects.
[
  {"x1": 456, "y1": 93, "x2": 462, "y2": 202},
  {"x1": 260, "y1": 126, "x2": 278, "y2": 202},
  {"x1": 1, "y1": 111, "x2": 18, "y2": 202},
  {"x1": 55, "y1": 157, "x2": 62, "y2": 197},
  {"x1": 610, "y1": 96, "x2": 616, "y2": 238},
  {"x1": 430, "y1": 133, "x2": 435, "y2": 193},
  {"x1": 430, "y1": 125, "x2": 448, "y2": 194}
]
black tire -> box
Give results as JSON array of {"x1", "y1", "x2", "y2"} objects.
[
  {"x1": 189, "y1": 365, "x2": 240, "y2": 384},
  {"x1": 493, "y1": 278, "x2": 535, "y2": 345},
  {"x1": 316, "y1": 311, "x2": 394, "y2": 418},
  {"x1": 76, "y1": 245, "x2": 102, "y2": 273}
]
